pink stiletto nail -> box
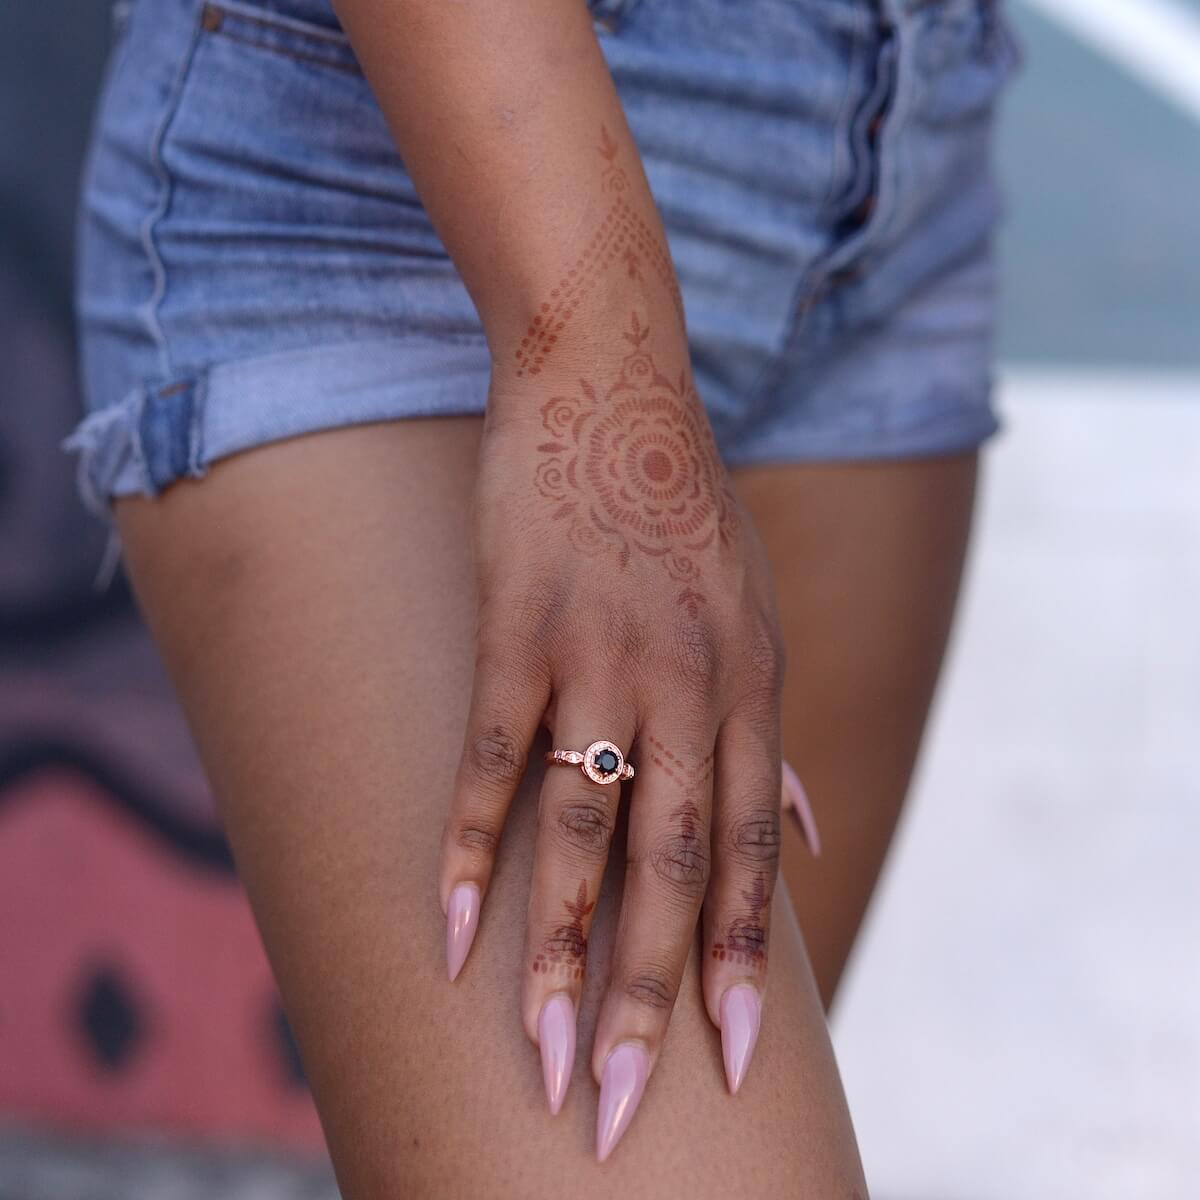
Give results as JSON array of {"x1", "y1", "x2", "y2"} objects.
[
  {"x1": 719, "y1": 984, "x2": 762, "y2": 1095},
  {"x1": 445, "y1": 882, "x2": 480, "y2": 982},
  {"x1": 596, "y1": 1042, "x2": 649, "y2": 1162},
  {"x1": 537, "y1": 993, "x2": 576, "y2": 1115},
  {"x1": 781, "y1": 760, "x2": 821, "y2": 857}
]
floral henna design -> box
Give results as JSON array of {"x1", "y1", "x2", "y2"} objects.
[
  {"x1": 712, "y1": 873, "x2": 771, "y2": 972},
  {"x1": 534, "y1": 311, "x2": 739, "y2": 591},
  {"x1": 513, "y1": 126, "x2": 684, "y2": 378},
  {"x1": 531, "y1": 879, "x2": 595, "y2": 980}
]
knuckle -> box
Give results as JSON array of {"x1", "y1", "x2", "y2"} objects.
[
  {"x1": 454, "y1": 822, "x2": 500, "y2": 856},
  {"x1": 647, "y1": 831, "x2": 711, "y2": 895},
  {"x1": 669, "y1": 618, "x2": 722, "y2": 695},
  {"x1": 723, "y1": 915, "x2": 769, "y2": 961},
  {"x1": 466, "y1": 725, "x2": 527, "y2": 786},
  {"x1": 474, "y1": 634, "x2": 547, "y2": 690},
  {"x1": 510, "y1": 580, "x2": 570, "y2": 655},
  {"x1": 600, "y1": 601, "x2": 649, "y2": 670},
  {"x1": 726, "y1": 807, "x2": 781, "y2": 865},
  {"x1": 749, "y1": 621, "x2": 787, "y2": 696},
  {"x1": 554, "y1": 797, "x2": 616, "y2": 856},
  {"x1": 621, "y1": 964, "x2": 678, "y2": 1012}
]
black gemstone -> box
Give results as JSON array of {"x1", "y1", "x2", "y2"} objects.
[
  {"x1": 594, "y1": 749, "x2": 620, "y2": 775},
  {"x1": 77, "y1": 964, "x2": 144, "y2": 1072}
]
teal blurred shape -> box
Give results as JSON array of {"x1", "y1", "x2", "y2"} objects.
[{"x1": 997, "y1": 1, "x2": 1200, "y2": 365}]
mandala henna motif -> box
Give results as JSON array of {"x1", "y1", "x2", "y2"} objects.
[
  {"x1": 532, "y1": 879, "x2": 595, "y2": 980},
  {"x1": 513, "y1": 126, "x2": 684, "y2": 378},
  {"x1": 534, "y1": 311, "x2": 739, "y2": 589}
]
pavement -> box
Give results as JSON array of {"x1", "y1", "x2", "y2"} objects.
[
  {"x1": 841, "y1": 9, "x2": 1200, "y2": 1191},
  {"x1": 836, "y1": 372, "x2": 1200, "y2": 1199}
]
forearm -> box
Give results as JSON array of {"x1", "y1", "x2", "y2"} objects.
[{"x1": 331, "y1": 0, "x2": 684, "y2": 376}]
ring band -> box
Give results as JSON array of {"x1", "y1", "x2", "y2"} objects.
[{"x1": 545, "y1": 739, "x2": 635, "y2": 785}]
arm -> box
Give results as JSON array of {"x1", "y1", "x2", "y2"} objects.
[
  {"x1": 331, "y1": 0, "x2": 676, "y2": 365},
  {"x1": 334, "y1": 0, "x2": 783, "y2": 1157}
]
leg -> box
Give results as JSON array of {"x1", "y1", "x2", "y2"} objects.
[
  {"x1": 734, "y1": 454, "x2": 978, "y2": 1010},
  {"x1": 115, "y1": 420, "x2": 867, "y2": 1198}
]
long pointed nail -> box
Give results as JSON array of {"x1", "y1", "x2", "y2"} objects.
[
  {"x1": 720, "y1": 985, "x2": 762, "y2": 1095},
  {"x1": 537, "y1": 993, "x2": 576, "y2": 1115},
  {"x1": 596, "y1": 1043, "x2": 649, "y2": 1162},
  {"x1": 782, "y1": 760, "x2": 821, "y2": 857},
  {"x1": 445, "y1": 882, "x2": 480, "y2": 982}
]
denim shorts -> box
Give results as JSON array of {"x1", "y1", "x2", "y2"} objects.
[{"x1": 67, "y1": 0, "x2": 1021, "y2": 510}]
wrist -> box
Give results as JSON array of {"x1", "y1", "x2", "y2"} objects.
[
  {"x1": 481, "y1": 200, "x2": 686, "y2": 389},
  {"x1": 487, "y1": 281, "x2": 690, "y2": 398}
]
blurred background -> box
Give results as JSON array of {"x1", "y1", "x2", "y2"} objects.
[{"x1": 2, "y1": 1, "x2": 1196, "y2": 1196}]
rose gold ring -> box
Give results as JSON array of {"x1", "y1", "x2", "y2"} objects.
[{"x1": 544, "y1": 740, "x2": 635, "y2": 786}]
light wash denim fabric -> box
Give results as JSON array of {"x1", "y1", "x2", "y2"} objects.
[{"x1": 68, "y1": 0, "x2": 1021, "y2": 510}]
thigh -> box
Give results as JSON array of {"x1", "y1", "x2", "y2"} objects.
[
  {"x1": 114, "y1": 418, "x2": 867, "y2": 1199},
  {"x1": 733, "y1": 453, "x2": 978, "y2": 1009}
]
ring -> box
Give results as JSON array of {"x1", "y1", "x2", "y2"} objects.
[{"x1": 545, "y1": 740, "x2": 635, "y2": 785}]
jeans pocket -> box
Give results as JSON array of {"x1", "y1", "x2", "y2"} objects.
[{"x1": 197, "y1": 0, "x2": 362, "y2": 75}]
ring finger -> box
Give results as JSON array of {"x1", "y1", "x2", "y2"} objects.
[{"x1": 522, "y1": 689, "x2": 636, "y2": 1115}]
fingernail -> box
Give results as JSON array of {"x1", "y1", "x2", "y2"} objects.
[
  {"x1": 782, "y1": 760, "x2": 821, "y2": 857},
  {"x1": 720, "y1": 984, "x2": 762, "y2": 1095},
  {"x1": 537, "y1": 993, "x2": 576, "y2": 1115},
  {"x1": 595, "y1": 1042, "x2": 649, "y2": 1163},
  {"x1": 445, "y1": 882, "x2": 480, "y2": 982}
]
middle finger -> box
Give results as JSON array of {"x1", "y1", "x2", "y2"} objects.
[
  {"x1": 589, "y1": 725, "x2": 716, "y2": 1161},
  {"x1": 522, "y1": 688, "x2": 635, "y2": 1114}
]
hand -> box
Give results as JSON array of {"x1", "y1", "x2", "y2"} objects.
[{"x1": 437, "y1": 303, "x2": 787, "y2": 1159}]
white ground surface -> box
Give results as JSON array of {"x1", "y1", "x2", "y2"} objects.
[{"x1": 834, "y1": 372, "x2": 1200, "y2": 1200}]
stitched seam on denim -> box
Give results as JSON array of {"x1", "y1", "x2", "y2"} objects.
[
  {"x1": 188, "y1": 371, "x2": 208, "y2": 477},
  {"x1": 820, "y1": 33, "x2": 871, "y2": 217},
  {"x1": 208, "y1": 27, "x2": 361, "y2": 75},
  {"x1": 214, "y1": 0, "x2": 352, "y2": 46},
  {"x1": 138, "y1": 13, "x2": 207, "y2": 383},
  {"x1": 720, "y1": 405, "x2": 999, "y2": 467},
  {"x1": 130, "y1": 384, "x2": 154, "y2": 496},
  {"x1": 865, "y1": 23, "x2": 915, "y2": 254}
]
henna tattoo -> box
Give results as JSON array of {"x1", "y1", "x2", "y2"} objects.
[
  {"x1": 646, "y1": 735, "x2": 711, "y2": 878},
  {"x1": 647, "y1": 735, "x2": 712, "y2": 795},
  {"x1": 513, "y1": 126, "x2": 684, "y2": 378},
  {"x1": 644, "y1": 737, "x2": 772, "y2": 970},
  {"x1": 712, "y1": 872, "x2": 771, "y2": 972},
  {"x1": 534, "y1": 310, "x2": 739, "y2": 591},
  {"x1": 598, "y1": 124, "x2": 626, "y2": 194},
  {"x1": 677, "y1": 588, "x2": 706, "y2": 620},
  {"x1": 531, "y1": 879, "x2": 595, "y2": 980}
]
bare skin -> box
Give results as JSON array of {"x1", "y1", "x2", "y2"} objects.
[
  {"x1": 329, "y1": 0, "x2": 796, "y2": 1119},
  {"x1": 114, "y1": 420, "x2": 868, "y2": 1198},
  {"x1": 102, "y1": 0, "x2": 977, "y2": 1184},
  {"x1": 741, "y1": 456, "x2": 978, "y2": 1009}
]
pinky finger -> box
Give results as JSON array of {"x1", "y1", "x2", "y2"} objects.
[{"x1": 782, "y1": 760, "x2": 821, "y2": 857}]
